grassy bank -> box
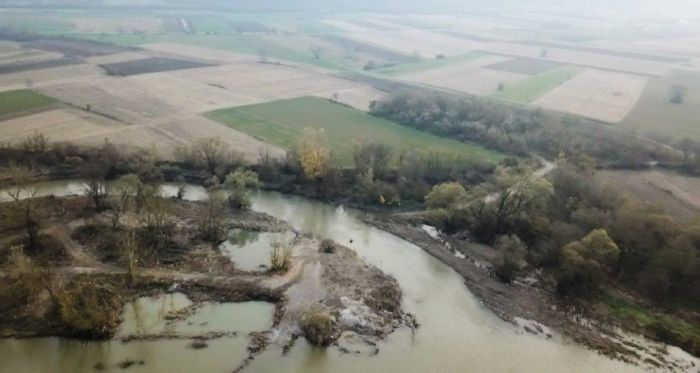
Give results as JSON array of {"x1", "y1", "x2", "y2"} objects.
[
  {"x1": 599, "y1": 293, "x2": 700, "y2": 356},
  {"x1": 206, "y1": 96, "x2": 505, "y2": 166}
]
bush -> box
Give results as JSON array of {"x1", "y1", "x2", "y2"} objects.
[
  {"x1": 494, "y1": 235, "x2": 527, "y2": 283},
  {"x1": 300, "y1": 308, "x2": 336, "y2": 346},
  {"x1": 319, "y1": 239, "x2": 335, "y2": 254},
  {"x1": 57, "y1": 280, "x2": 122, "y2": 339},
  {"x1": 269, "y1": 242, "x2": 291, "y2": 273},
  {"x1": 425, "y1": 182, "x2": 468, "y2": 209}
]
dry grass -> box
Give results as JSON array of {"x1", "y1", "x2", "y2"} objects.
[{"x1": 534, "y1": 69, "x2": 648, "y2": 123}]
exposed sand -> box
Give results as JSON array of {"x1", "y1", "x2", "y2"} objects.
[{"x1": 533, "y1": 69, "x2": 648, "y2": 123}]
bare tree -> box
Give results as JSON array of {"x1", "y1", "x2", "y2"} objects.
[
  {"x1": 111, "y1": 174, "x2": 141, "y2": 228},
  {"x1": 198, "y1": 189, "x2": 228, "y2": 241},
  {"x1": 197, "y1": 137, "x2": 227, "y2": 175},
  {"x1": 6, "y1": 167, "x2": 40, "y2": 251},
  {"x1": 121, "y1": 229, "x2": 139, "y2": 287}
]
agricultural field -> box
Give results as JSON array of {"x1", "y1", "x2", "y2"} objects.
[
  {"x1": 620, "y1": 69, "x2": 700, "y2": 140},
  {"x1": 491, "y1": 66, "x2": 583, "y2": 103},
  {"x1": 533, "y1": 69, "x2": 648, "y2": 123},
  {"x1": 205, "y1": 96, "x2": 504, "y2": 166},
  {"x1": 480, "y1": 42, "x2": 671, "y2": 76},
  {"x1": 373, "y1": 52, "x2": 486, "y2": 76},
  {"x1": 72, "y1": 17, "x2": 163, "y2": 33},
  {"x1": 99, "y1": 57, "x2": 212, "y2": 76},
  {"x1": 487, "y1": 57, "x2": 565, "y2": 75},
  {"x1": 0, "y1": 57, "x2": 81, "y2": 75},
  {"x1": 0, "y1": 90, "x2": 56, "y2": 117},
  {"x1": 323, "y1": 20, "x2": 479, "y2": 58},
  {"x1": 596, "y1": 169, "x2": 700, "y2": 223}
]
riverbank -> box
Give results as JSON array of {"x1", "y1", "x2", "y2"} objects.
[{"x1": 364, "y1": 214, "x2": 699, "y2": 372}]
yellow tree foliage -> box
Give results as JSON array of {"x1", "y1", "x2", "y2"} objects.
[{"x1": 297, "y1": 128, "x2": 331, "y2": 180}]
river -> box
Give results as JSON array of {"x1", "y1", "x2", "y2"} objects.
[{"x1": 0, "y1": 181, "x2": 660, "y2": 372}]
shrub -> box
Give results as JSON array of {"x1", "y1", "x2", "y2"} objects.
[
  {"x1": 425, "y1": 182, "x2": 467, "y2": 209},
  {"x1": 300, "y1": 308, "x2": 336, "y2": 346},
  {"x1": 57, "y1": 280, "x2": 122, "y2": 339},
  {"x1": 493, "y1": 235, "x2": 527, "y2": 283},
  {"x1": 269, "y1": 241, "x2": 291, "y2": 273},
  {"x1": 319, "y1": 239, "x2": 336, "y2": 254}
]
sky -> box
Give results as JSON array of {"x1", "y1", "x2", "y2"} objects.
[{"x1": 7, "y1": 0, "x2": 700, "y2": 17}]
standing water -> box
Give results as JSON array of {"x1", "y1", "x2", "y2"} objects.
[{"x1": 0, "y1": 182, "x2": 676, "y2": 372}]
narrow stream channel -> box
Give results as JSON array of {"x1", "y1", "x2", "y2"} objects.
[{"x1": 0, "y1": 182, "x2": 664, "y2": 372}]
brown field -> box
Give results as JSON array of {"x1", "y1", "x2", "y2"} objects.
[
  {"x1": 324, "y1": 20, "x2": 479, "y2": 57},
  {"x1": 150, "y1": 114, "x2": 285, "y2": 161},
  {"x1": 0, "y1": 50, "x2": 64, "y2": 66},
  {"x1": 533, "y1": 69, "x2": 648, "y2": 123},
  {"x1": 312, "y1": 86, "x2": 386, "y2": 111},
  {"x1": 124, "y1": 72, "x2": 261, "y2": 112},
  {"x1": 596, "y1": 169, "x2": 700, "y2": 223},
  {"x1": 73, "y1": 17, "x2": 163, "y2": 33},
  {"x1": 395, "y1": 55, "x2": 527, "y2": 95},
  {"x1": 0, "y1": 41, "x2": 20, "y2": 54},
  {"x1": 632, "y1": 37, "x2": 700, "y2": 58},
  {"x1": 0, "y1": 57, "x2": 82, "y2": 75},
  {"x1": 38, "y1": 76, "x2": 176, "y2": 123},
  {"x1": 85, "y1": 51, "x2": 152, "y2": 65},
  {"x1": 479, "y1": 42, "x2": 671, "y2": 76},
  {"x1": 0, "y1": 108, "x2": 123, "y2": 146},
  {"x1": 141, "y1": 42, "x2": 256, "y2": 64},
  {"x1": 0, "y1": 105, "x2": 283, "y2": 162},
  {"x1": 408, "y1": 67, "x2": 526, "y2": 96},
  {"x1": 170, "y1": 62, "x2": 375, "y2": 110},
  {"x1": 382, "y1": 14, "x2": 516, "y2": 31},
  {"x1": 24, "y1": 39, "x2": 132, "y2": 57},
  {"x1": 0, "y1": 64, "x2": 103, "y2": 92},
  {"x1": 99, "y1": 57, "x2": 212, "y2": 76},
  {"x1": 487, "y1": 57, "x2": 565, "y2": 75}
]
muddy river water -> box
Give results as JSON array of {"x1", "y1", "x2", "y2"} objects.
[{"x1": 0, "y1": 182, "x2": 681, "y2": 372}]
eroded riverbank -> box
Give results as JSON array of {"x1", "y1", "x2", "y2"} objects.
[{"x1": 364, "y1": 214, "x2": 699, "y2": 372}]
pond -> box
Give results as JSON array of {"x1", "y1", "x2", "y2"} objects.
[
  {"x1": 219, "y1": 229, "x2": 296, "y2": 272},
  {"x1": 1, "y1": 181, "x2": 691, "y2": 372}
]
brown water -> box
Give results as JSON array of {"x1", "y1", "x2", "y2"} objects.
[
  {"x1": 219, "y1": 229, "x2": 296, "y2": 272},
  {"x1": 2, "y1": 182, "x2": 695, "y2": 372}
]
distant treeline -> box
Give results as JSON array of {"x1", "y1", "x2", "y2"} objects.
[{"x1": 370, "y1": 90, "x2": 680, "y2": 168}]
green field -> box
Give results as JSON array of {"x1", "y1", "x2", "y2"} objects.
[
  {"x1": 0, "y1": 90, "x2": 56, "y2": 117},
  {"x1": 205, "y1": 96, "x2": 504, "y2": 166},
  {"x1": 491, "y1": 66, "x2": 583, "y2": 103},
  {"x1": 620, "y1": 69, "x2": 700, "y2": 140},
  {"x1": 373, "y1": 52, "x2": 485, "y2": 76}
]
